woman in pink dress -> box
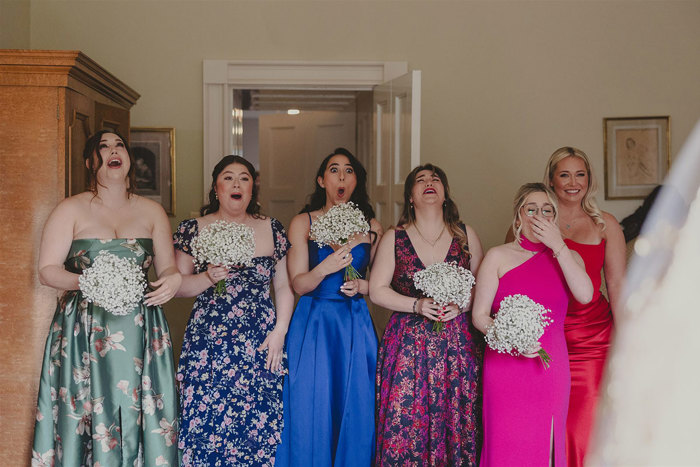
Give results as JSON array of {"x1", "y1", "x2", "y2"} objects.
[
  {"x1": 543, "y1": 147, "x2": 626, "y2": 467},
  {"x1": 473, "y1": 183, "x2": 593, "y2": 467}
]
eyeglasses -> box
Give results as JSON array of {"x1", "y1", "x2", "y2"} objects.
[{"x1": 523, "y1": 203, "x2": 555, "y2": 218}]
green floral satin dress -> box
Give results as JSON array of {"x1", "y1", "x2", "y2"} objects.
[{"x1": 32, "y1": 238, "x2": 179, "y2": 467}]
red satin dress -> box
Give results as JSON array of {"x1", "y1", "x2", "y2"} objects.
[{"x1": 563, "y1": 239, "x2": 614, "y2": 467}]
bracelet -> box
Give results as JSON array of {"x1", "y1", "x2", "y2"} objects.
[
  {"x1": 412, "y1": 298, "x2": 419, "y2": 314},
  {"x1": 553, "y1": 243, "x2": 566, "y2": 258}
]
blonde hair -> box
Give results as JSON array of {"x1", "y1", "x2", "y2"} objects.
[
  {"x1": 512, "y1": 183, "x2": 559, "y2": 243},
  {"x1": 544, "y1": 146, "x2": 605, "y2": 230}
]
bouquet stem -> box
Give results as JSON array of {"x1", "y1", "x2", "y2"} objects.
[
  {"x1": 344, "y1": 264, "x2": 362, "y2": 281},
  {"x1": 538, "y1": 348, "x2": 552, "y2": 369},
  {"x1": 214, "y1": 279, "x2": 226, "y2": 296},
  {"x1": 432, "y1": 321, "x2": 445, "y2": 333}
]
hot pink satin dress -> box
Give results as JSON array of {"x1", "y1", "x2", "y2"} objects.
[
  {"x1": 564, "y1": 239, "x2": 614, "y2": 467},
  {"x1": 481, "y1": 237, "x2": 571, "y2": 467}
]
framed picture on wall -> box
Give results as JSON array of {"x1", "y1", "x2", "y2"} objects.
[
  {"x1": 603, "y1": 116, "x2": 670, "y2": 199},
  {"x1": 129, "y1": 127, "x2": 176, "y2": 215}
]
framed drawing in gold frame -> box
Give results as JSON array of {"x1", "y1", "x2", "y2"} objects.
[
  {"x1": 604, "y1": 116, "x2": 670, "y2": 199},
  {"x1": 129, "y1": 127, "x2": 176, "y2": 215}
]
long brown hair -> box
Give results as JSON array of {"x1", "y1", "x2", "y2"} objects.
[
  {"x1": 544, "y1": 146, "x2": 605, "y2": 230},
  {"x1": 398, "y1": 163, "x2": 469, "y2": 255}
]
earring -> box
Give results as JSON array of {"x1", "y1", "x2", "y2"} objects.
[{"x1": 215, "y1": 192, "x2": 218, "y2": 200}]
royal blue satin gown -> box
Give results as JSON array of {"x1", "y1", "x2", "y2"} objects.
[{"x1": 275, "y1": 234, "x2": 377, "y2": 466}]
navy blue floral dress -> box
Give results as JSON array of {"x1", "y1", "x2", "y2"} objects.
[{"x1": 173, "y1": 218, "x2": 290, "y2": 466}]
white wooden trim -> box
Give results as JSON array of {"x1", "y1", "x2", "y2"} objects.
[
  {"x1": 202, "y1": 60, "x2": 408, "y2": 202},
  {"x1": 410, "y1": 70, "x2": 421, "y2": 168}
]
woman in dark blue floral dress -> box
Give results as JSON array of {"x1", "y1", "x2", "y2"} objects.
[
  {"x1": 173, "y1": 155, "x2": 295, "y2": 466},
  {"x1": 370, "y1": 164, "x2": 485, "y2": 466}
]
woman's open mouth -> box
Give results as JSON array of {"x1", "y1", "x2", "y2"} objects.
[
  {"x1": 423, "y1": 188, "x2": 436, "y2": 194},
  {"x1": 231, "y1": 193, "x2": 243, "y2": 200},
  {"x1": 107, "y1": 158, "x2": 122, "y2": 168},
  {"x1": 337, "y1": 187, "x2": 346, "y2": 198}
]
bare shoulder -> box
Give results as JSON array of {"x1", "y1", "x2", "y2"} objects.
[
  {"x1": 601, "y1": 211, "x2": 624, "y2": 237},
  {"x1": 601, "y1": 210, "x2": 621, "y2": 225},
  {"x1": 380, "y1": 227, "x2": 396, "y2": 243},
  {"x1": 130, "y1": 194, "x2": 161, "y2": 211},
  {"x1": 57, "y1": 191, "x2": 90, "y2": 210},
  {"x1": 485, "y1": 243, "x2": 510, "y2": 259},
  {"x1": 370, "y1": 217, "x2": 384, "y2": 235},
  {"x1": 288, "y1": 212, "x2": 311, "y2": 236},
  {"x1": 462, "y1": 223, "x2": 480, "y2": 239}
]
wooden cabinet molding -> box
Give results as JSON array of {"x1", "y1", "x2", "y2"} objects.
[{"x1": 0, "y1": 49, "x2": 139, "y2": 465}]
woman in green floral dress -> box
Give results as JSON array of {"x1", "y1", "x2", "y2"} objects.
[{"x1": 31, "y1": 130, "x2": 182, "y2": 467}]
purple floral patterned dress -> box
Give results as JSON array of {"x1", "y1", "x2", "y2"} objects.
[
  {"x1": 375, "y1": 226, "x2": 483, "y2": 466},
  {"x1": 173, "y1": 218, "x2": 290, "y2": 467}
]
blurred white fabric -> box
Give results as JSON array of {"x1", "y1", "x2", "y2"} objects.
[{"x1": 589, "y1": 120, "x2": 700, "y2": 466}]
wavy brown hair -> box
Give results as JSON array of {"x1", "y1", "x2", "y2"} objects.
[
  {"x1": 397, "y1": 163, "x2": 469, "y2": 255},
  {"x1": 544, "y1": 146, "x2": 605, "y2": 230},
  {"x1": 82, "y1": 129, "x2": 135, "y2": 195}
]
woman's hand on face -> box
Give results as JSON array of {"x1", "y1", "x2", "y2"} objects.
[
  {"x1": 520, "y1": 341, "x2": 543, "y2": 359},
  {"x1": 258, "y1": 327, "x2": 286, "y2": 373},
  {"x1": 145, "y1": 271, "x2": 182, "y2": 306},
  {"x1": 206, "y1": 264, "x2": 230, "y2": 286},
  {"x1": 531, "y1": 215, "x2": 564, "y2": 251},
  {"x1": 439, "y1": 303, "x2": 463, "y2": 322},
  {"x1": 340, "y1": 279, "x2": 360, "y2": 297},
  {"x1": 319, "y1": 245, "x2": 353, "y2": 276},
  {"x1": 415, "y1": 297, "x2": 442, "y2": 321}
]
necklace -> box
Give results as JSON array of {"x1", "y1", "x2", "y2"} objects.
[{"x1": 414, "y1": 223, "x2": 446, "y2": 247}]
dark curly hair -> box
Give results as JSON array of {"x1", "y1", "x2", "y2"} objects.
[
  {"x1": 82, "y1": 129, "x2": 135, "y2": 195},
  {"x1": 300, "y1": 147, "x2": 377, "y2": 243},
  {"x1": 201, "y1": 155, "x2": 262, "y2": 217}
]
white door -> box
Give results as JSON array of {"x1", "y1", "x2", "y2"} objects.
[
  {"x1": 258, "y1": 110, "x2": 356, "y2": 229},
  {"x1": 369, "y1": 70, "x2": 421, "y2": 335},
  {"x1": 370, "y1": 70, "x2": 421, "y2": 229}
]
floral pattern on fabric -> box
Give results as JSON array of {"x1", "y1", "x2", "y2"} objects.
[
  {"x1": 174, "y1": 218, "x2": 290, "y2": 467},
  {"x1": 32, "y1": 238, "x2": 179, "y2": 467},
  {"x1": 375, "y1": 226, "x2": 484, "y2": 466}
]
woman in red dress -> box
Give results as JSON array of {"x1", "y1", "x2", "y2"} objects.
[{"x1": 543, "y1": 147, "x2": 626, "y2": 466}]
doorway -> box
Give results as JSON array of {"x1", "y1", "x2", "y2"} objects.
[
  {"x1": 239, "y1": 89, "x2": 370, "y2": 229},
  {"x1": 203, "y1": 60, "x2": 421, "y2": 336}
]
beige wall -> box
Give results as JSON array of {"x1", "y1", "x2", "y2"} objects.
[
  {"x1": 25, "y1": 0, "x2": 700, "y2": 349},
  {"x1": 1, "y1": 0, "x2": 30, "y2": 48}
]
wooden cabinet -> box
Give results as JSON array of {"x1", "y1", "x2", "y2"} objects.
[{"x1": 0, "y1": 50, "x2": 139, "y2": 463}]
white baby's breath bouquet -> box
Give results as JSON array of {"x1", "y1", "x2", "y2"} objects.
[
  {"x1": 79, "y1": 251, "x2": 147, "y2": 316},
  {"x1": 485, "y1": 294, "x2": 553, "y2": 369},
  {"x1": 310, "y1": 201, "x2": 369, "y2": 280},
  {"x1": 413, "y1": 261, "x2": 475, "y2": 332},
  {"x1": 190, "y1": 220, "x2": 256, "y2": 295}
]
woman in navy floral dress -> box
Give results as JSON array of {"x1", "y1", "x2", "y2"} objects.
[
  {"x1": 370, "y1": 164, "x2": 485, "y2": 466},
  {"x1": 173, "y1": 156, "x2": 295, "y2": 466}
]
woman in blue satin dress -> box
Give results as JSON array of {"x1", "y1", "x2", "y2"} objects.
[{"x1": 275, "y1": 148, "x2": 383, "y2": 466}]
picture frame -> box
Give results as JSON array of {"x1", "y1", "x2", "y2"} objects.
[
  {"x1": 603, "y1": 116, "x2": 670, "y2": 199},
  {"x1": 129, "y1": 127, "x2": 176, "y2": 215}
]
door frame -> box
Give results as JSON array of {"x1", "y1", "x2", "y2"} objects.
[{"x1": 203, "y1": 60, "x2": 408, "y2": 202}]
